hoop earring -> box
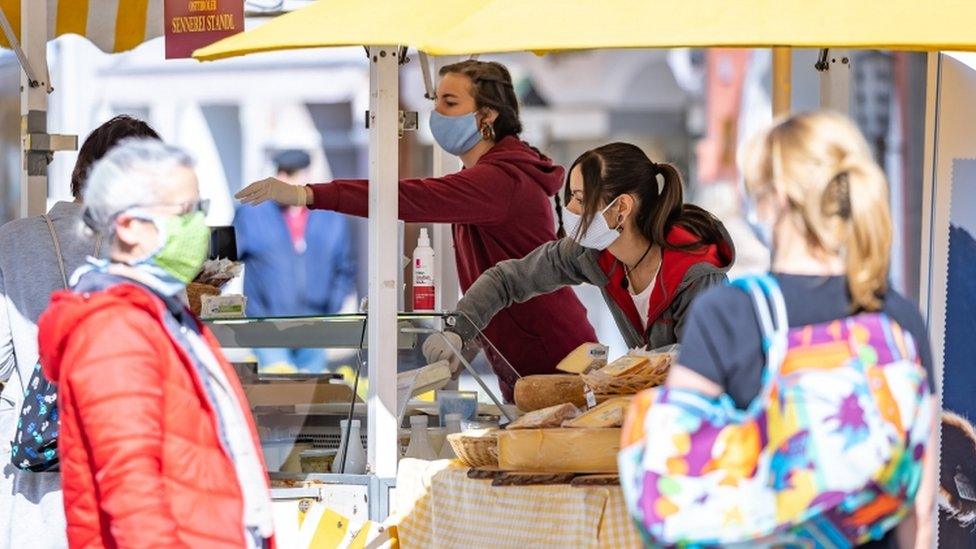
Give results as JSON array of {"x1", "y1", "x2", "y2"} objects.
[{"x1": 481, "y1": 123, "x2": 496, "y2": 141}]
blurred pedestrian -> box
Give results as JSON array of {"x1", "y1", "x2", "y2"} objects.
[
  {"x1": 234, "y1": 149, "x2": 356, "y2": 372},
  {"x1": 666, "y1": 111, "x2": 937, "y2": 547}
]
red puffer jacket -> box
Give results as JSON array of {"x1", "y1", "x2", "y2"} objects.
[{"x1": 38, "y1": 282, "x2": 274, "y2": 549}]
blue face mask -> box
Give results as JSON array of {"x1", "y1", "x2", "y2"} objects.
[{"x1": 429, "y1": 111, "x2": 482, "y2": 156}]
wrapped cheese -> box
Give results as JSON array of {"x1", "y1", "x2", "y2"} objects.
[
  {"x1": 507, "y1": 403, "x2": 580, "y2": 430},
  {"x1": 514, "y1": 374, "x2": 587, "y2": 412},
  {"x1": 562, "y1": 397, "x2": 632, "y2": 428},
  {"x1": 601, "y1": 355, "x2": 650, "y2": 377},
  {"x1": 555, "y1": 342, "x2": 608, "y2": 374},
  {"x1": 497, "y1": 428, "x2": 621, "y2": 473}
]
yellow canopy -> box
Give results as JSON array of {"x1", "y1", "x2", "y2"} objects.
[
  {"x1": 194, "y1": 0, "x2": 489, "y2": 61},
  {"x1": 0, "y1": 0, "x2": 162, "y2": 53},
  {"x1": 195, "y1": 0, "x2": 976, "y2": 61}
]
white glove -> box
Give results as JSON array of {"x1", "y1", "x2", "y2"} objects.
[
  {"x1": 235, "y1": 177, "x2": 309, "y2": 207},
  {"x1": 422, "y1": 331, "x2": 464, "y2": 375}
]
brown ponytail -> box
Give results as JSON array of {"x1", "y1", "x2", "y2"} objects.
[
  {"x1": 741, "y1": 111, "x2": 892, "y2": 312},
  {"x1": 566, "y1": 143, "x2": 723, "y2": 250}
]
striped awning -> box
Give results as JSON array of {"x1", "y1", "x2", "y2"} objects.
[{"x1": 0, "y1": 0, "x2": 163, "y2": 53}]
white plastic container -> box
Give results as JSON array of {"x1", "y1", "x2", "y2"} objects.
[
  {"x1": 427, "y1": 427, "x2": 447, "y2": 454},
  {"x1": 332, "y1": 419, "x2": 367, "y2": 474},
  {"x1": 404, "y1": 415, "x2": 437, "y2": 460},
  {"x1": 439, "y1": 413, "x2": 463, "y2": 460},
  {"x1": 412, "y1": 228, "x2": 436, "y2": 311}
]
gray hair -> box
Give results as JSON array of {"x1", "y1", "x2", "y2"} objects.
[{"x1": 83, "y1": 138, "x2": 195, "y2": 233}]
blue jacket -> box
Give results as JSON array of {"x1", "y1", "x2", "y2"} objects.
[{"x1": 233, "y1": 203, "x2": 356, "y2": 317}]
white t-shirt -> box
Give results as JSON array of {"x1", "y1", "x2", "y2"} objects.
[{"x1": 630, "y1": 277, "x2": 655, "y2": 330}]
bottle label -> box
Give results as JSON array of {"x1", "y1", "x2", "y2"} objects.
[
  {"x1": 414, "y1": 285, "x2": 435, "y2": 311},
  {"x1": 414, "y1": 262, "x2": 434, "y2": 286}
]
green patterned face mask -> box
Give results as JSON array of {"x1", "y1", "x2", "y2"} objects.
[{"x1": 148, "y1": 211, "x2": 211, "y2": 284}]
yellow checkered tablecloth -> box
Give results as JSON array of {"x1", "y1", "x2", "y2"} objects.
[{"x1": 391, "y1": 460, "x2": 642, "y2": 548}]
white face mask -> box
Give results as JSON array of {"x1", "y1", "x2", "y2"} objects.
[{"x1": 562, "y1": 196, "x2": 623, "y2": 250}]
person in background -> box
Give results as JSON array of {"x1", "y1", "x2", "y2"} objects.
[
  {"x1": 0, "y1": 115, "x2": 159, "y2": 549},
  {"x1": 37, "y1": 139, "x2": 274, "y2": 548},
  {"x1": 428, "y1": 143, "x2": 734, "y2": 359},
  {"x1": 236, "y1": 60, "x2": 597, "y2": 401},
  {"x1": 234, "y1": 149, "x2": 356, "y2": 373},
  {"x1": 668, "y1": 112, "x2": 937, "y2": 548}
]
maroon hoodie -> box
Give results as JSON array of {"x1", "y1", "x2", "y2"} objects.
[{"x1": 310, "y1": 136, "x2": 597, "y2": 399}]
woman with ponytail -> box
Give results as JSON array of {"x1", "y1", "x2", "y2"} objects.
[
  {"x1": 427, "y1": 142, "x2": 735, "y2": 366},
  {"x1": 235, "y1": 60, "x2": 594, "y2": 401},
  {"x1": 668, "y1": 111, "x2": 937, "y2": 547}
]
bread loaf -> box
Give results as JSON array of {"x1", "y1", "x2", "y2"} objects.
[{"x1": 514, "y1": 374, "x2": 587, "y2": 412}]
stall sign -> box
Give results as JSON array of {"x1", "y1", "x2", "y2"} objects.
[{"x1": 165, "y1": 0, "x2": 244, "y2": 59}]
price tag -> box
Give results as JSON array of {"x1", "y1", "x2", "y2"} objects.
[{"x1": 584, "y1": 386, "x2": 597, "y2": 409}]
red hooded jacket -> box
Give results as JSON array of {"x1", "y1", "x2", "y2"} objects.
[
  {"x1": 38, "y1": 281, "x2": 272, "y2": 549},
  {"x1": 310, "y1": 136, "x2": 597, "y2": 399},
  {"x1": 597, "y1": 224, "x2": 736, "y2": 345}
]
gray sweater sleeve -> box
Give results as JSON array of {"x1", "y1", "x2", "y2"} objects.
[
  {"x1": 451, "y1": 238, "x2": 601, "y2": 340},
  {"x1": 0, "y1": 265, "x2": 12, "y2": 382}
]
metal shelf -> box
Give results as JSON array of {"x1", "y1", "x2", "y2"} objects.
[{"x1": 205, "y1": 312, "x2": 447, "y2": 349}]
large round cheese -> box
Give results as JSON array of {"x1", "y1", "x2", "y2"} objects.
[{"x1": 513, "y1": 374, "x2": 586, "y2": 412}]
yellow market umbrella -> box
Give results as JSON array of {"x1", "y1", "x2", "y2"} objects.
[
  {"x1": 0, "y1": 0, "x2": 162, "y2": 53},
  {"x1": 423, "y1": 0, "x2": 976, "y2": 54},
  {"x1": 195, "y1": 0, "x2": 976, "y2": 61},
  {"x1": 194, "y1": 0, "x2": 489, "y2": 61}
]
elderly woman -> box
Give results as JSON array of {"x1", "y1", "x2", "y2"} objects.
[
  {"x1": 0, "y1": 115, "x2": 158, "y2": 549},
  {"x1": 37, "y1": 139, "x2": 274, "y2": 548}
]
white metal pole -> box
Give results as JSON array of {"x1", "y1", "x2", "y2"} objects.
[
  {"x1": 20, "y1": 0, "x2": 49, "y2": 217},
  {"x1": 918, "y1": 51, "x2": 942, "y2": 548},
  {"x1": 366, "y1": 45, "x2": 400, "y2": 479},
  {"x1": 431, "y1": 55, "x2": 461, "y2": 311},
  {"x1": 820, "y1": 49, "x2": 852, "y2": 114}
]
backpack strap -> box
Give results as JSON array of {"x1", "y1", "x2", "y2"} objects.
[
  {"x1": 730, "y1": 274, "x2": 790, "y2": 415},
  {"x1": 42, "y1": 215, "x2": 68, "y2": 290},
  {"x1": 42, "y1": 213, "x2": 103, "y2": 291}
]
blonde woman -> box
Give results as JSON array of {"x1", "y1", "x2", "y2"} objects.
[{"x1": 668, "y1": 111, "x2": 937, "y2": 547}]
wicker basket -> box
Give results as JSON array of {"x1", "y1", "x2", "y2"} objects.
[
  {"x1": 186, "y1": 282, "x2": 220, "y2": 316},
  {"x1": 582, "y1": 352, "x2": 672, "y2": 395},
  {"x1": 447, "y1": 430, "x2": 499, "y2": 468}
]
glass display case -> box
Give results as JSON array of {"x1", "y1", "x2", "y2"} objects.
[{"x1": 204, "y1": 312, "x2": 447, "y2": 531}]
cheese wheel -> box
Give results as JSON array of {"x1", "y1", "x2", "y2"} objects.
[
  {"x1": 513, "y1": 375, "x2": 587, "y2": 412},
  {"x1": 497, "y1": 428, "x2": 621, "y2": 473}
]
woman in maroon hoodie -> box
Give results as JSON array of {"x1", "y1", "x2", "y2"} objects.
[{"x1": 236, "y1": 60, "x2": 596, "y2": 401}]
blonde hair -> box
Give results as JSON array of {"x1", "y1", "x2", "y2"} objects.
[{"x1": 741, "y1": 111, "x2": 892, "y2": 312}]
